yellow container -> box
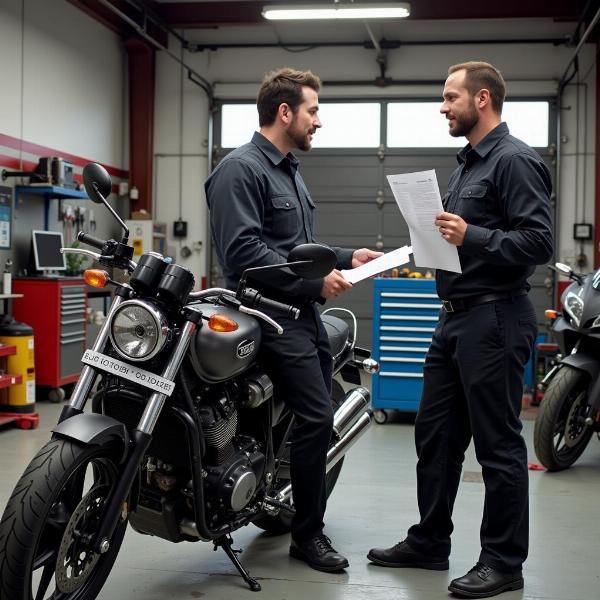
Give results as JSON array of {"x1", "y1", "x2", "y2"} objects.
[{"x1": 0, "y1": 322, "x2": 35, "y2": 413}]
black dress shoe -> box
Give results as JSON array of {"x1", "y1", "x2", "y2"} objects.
[
  {"x1": 290, "y1": 534, "x2": 349, "y2": 572},
  {"x1": 448, "y1": 563, "x2": 524, "y2": 598},
  {"x1": 367, "y1": 540, "x2": 449, "y2": 570}
]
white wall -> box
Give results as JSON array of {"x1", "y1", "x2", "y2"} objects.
[
  {"x1": 0, "y1": 0, "x2": 128, "y2": 274},
  {"x1": 153, "y1": 36, "x2": 210, "y2": 285},
  {"x1": 153, "y1": 17, "x2": 597, "y2": 280}
]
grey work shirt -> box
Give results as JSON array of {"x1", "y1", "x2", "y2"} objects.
[
  {"x1": 205, "y1": 131, "x2": 354, "y2": 300},
  {"x1": 437, "y1": 122, "x2": 553, "y2": 300}
]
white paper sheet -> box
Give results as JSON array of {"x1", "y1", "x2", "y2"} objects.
[
  {"x1": 386, "y1": 169, "x2": 462, "y2": 274},
  {"x1": 341, "y1": 245, "x2": 412, "y2": 284}
]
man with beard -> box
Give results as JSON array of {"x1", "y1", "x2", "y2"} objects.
[
  {"x1": 206, "y1": 67, "x2": 381, "y2": 572},
  {"x1": 367, "y1": 62, "x2": 553, "y2": 598}
]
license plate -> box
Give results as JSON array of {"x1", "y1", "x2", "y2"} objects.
[{"x1": 81, "y1": 349, "x2": 175, "y2": 397}]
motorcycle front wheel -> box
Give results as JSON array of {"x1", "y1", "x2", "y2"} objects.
[
  {"x1": 533, "y1": 365, "x2": 594, "y2": 471},
  {"x1": 0, "y1": 438, "x2": 127, "y2": 600},
  {"x1": 253, "y1": 380, "x2": 346, "y2": 535}
]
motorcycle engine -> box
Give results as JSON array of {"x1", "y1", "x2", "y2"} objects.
[{"x1": 199, "y1": 393, "x2": 266, "y2": 516}]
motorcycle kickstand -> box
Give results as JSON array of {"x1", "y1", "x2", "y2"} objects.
[{"x1": 213, "y1": 534, "x2": 261, "y2": 592}]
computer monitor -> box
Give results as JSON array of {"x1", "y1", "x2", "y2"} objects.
[{"x1": 31, "y1": 230, "x2": 66, "y2": 272}]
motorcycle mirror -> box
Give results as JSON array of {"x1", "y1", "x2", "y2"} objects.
[
  {"x1": 82, "y1": 163, "x2": 130, "y2": 243},
  {"x1": 83, "y1": 163, "x2": 112, "y2": 204},
  {"x1": 555, "y1": 262, "x2": 573, "y2": 275},
  {"x1": 288, "y1": 243, "x2": 337, "y2": 279}
]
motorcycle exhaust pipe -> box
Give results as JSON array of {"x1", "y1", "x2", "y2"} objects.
[
  {"x1": 325, "y1": 411, "x2": 372, "y2": 472},
  {"x1": 332, "y1": 386, "x2": 371, "y2": 440},
  {"x1": 275, "y1": 394, "x2": 373, "y2": 505}
]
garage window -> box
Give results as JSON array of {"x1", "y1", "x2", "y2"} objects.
[
  {"x1": 220, "y1": 103, "x2": 381, "y2": 148},
  {"x1": 387, "y1": 101, "x2": 549, "y2": 148}
]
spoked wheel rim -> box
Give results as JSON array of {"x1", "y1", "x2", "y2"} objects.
[
  {"x1": 552, "y1": 387, "x2": 590, "y2": 461},
  {"x1": 30, "y1": 456, "x2": 118, "y2": 600}
]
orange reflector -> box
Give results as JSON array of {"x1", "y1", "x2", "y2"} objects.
[
  {"x1": 544, "y1": 309, "x2": 559, "y2": 319},
  {"x1": 84, "y1": 269, "x2": 110, "y2": 288},
  {"x1": 208, "y1": 314, "x2": 239, "y2": 332}
]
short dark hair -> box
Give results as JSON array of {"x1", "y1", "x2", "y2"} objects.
[
  {"x1": 448, "y1": 61, "x2": 506, "y2": 114},
  {"x1": 257, "y1": 68, "x2": 321, "y2": 127}
]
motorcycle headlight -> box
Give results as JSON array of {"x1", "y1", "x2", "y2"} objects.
[
  {"x1": 563, "y1": 291, "x2": 584, "y2": 327},
  {"x1": 109, "y1": 300, "x2": 170, "y2": 361}
]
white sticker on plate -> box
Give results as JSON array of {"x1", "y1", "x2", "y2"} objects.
[{"x1": 81, "y1": 349, "x2": 175, "y2": 397}]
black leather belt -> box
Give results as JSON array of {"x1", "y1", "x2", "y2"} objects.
[{"x1": 441, "y1": 290, "x2": 527, "y2": 314}]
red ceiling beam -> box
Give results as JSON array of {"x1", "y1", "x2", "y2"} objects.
[{"x1": 156, "y1": 0, "x2": 585, "y2": 28}]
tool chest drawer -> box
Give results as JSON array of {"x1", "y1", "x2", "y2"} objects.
[{"x1": 371, "y1": 278, "x2": 441, "y2": 413}]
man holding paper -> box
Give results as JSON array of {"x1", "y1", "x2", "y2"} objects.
[
  {"x1": 206, "y1": 68, "x2": 381, "y2": 573},
  {"x1": 368, "y1": 61, "x2": 553, "y2": 598}
]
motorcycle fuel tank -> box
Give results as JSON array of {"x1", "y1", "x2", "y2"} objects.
[{"x1": 190, "y1": 304, "x2": 261, "y2": 383}]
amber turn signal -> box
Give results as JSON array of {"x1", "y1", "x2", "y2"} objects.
[
  {"x1": 84, "y1": 269, "x2": 110, "y2": 288},
  {"x1": 544, "y1": 309, "x2": 559, "y2": 320},
  {"x1": 208, "y1": 314, "x2": 239, "y2": 332}
]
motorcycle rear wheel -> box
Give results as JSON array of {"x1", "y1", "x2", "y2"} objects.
[
  {"x1": 534, "y1": 365, "x2": 594, "y2": 471},
  {"x1": 0, "y1": 438, "x2": 127, "y2": 600},
  {"x1": 253, "y1": 380, "x2": 346, "y2": 535}
]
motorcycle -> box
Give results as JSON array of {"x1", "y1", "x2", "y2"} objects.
[
  {"x1": 0, "y1": 163, "x2": 378, "y2": 599},
  {"x1": 534, "y1": 261, "x2": 600, "y2": 471}
]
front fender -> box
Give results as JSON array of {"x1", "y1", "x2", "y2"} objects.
[
  {"x1": 52, "y1": 413, "x2": 129, "y2": 463},
  {"x1": 560, "y1": 353, "x2": 600, "y2": 381}
]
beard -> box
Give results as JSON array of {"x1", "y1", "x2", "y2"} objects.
[
  {"x1": 449, "y1": 100, "x2": 479, "y2": 138},
  {"x1": 287, "y1": 118, "x2": 313, "y2": 151}
]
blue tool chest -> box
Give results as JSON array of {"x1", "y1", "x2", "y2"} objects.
[{"x1": 371, "y1": 278, "x2": 441, "y2": 413}]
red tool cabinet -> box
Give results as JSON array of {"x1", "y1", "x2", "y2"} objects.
[{"x1": 12, "y1": 278, "x2": 87, "y2": 397}]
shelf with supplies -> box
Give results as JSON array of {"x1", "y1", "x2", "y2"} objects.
[
  {"x1": 371, "y1": 277, "x2": 441, "y2": 422},
  {"x1": 14, "y1": 186, "x2": 89, "y2": 230}
]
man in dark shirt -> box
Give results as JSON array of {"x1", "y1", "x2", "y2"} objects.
[
  {"x1": 368, "y1": 62, "x2": 553, "y2": 598},
  {"x1": 206, "y1": 68, "x2": 381, "y2": 573}
]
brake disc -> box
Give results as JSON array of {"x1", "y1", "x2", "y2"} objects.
[{"x1": 55, "y1": 487, "x2": 106, "y2": 593}]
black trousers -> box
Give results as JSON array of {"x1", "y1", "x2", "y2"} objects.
[
  {"x1": 406, "y1": 295, "x2": 537, "y2": 572},
  {"x1": 259, "y1": 303, "x2": 334, "y2": 542}
]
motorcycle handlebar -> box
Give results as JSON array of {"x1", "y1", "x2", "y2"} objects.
[
  {"x1": 78, "y1": 231, "x2": 106, "y2": 251},
  {"x1": 241, "y1": 288, "x2": 300, "y2": 320}
]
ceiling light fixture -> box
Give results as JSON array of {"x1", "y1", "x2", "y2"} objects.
[{"x1": 262, "y1": 2, "x2": 411, "y2": 21}]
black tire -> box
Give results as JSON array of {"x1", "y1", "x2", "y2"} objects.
[
  {"x1": 534, "y1": 365, "x2": 594, "y2": 471},
  {"x1": 253, "y1": 380, "x2": 346, "y2": 535},
  {"x1": 0, "y1": 438, "x2": 127, "y2": 600}
]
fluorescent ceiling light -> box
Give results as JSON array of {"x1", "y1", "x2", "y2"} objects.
[{"x1": 262, "y1": 3, "x2": 410, "y2": 20}]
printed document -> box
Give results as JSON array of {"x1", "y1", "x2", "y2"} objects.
[
  {"x1": 341, "y1": 245, "x2": 412, "y2": 284},
  {"x1": 386, "y1": 170, "x2": 462, "y2": 273}
]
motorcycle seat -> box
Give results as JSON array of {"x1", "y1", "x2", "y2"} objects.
[{"x1": 321, "y1": 314, "x2": 350, "y2": 359}]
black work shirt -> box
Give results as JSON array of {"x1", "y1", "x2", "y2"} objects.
[
  {"x1": 205, "y1": 131, "x2": 353, "y2": 300},
  {"x1": 437, "y1": 122, "x2": 553, "y2": 300}
]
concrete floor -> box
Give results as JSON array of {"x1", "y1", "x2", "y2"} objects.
[{"x1": 1, "y1": 402, "x2": 599, "y2": 600}]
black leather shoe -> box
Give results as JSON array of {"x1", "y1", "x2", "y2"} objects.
[
  {"x1": 448, "y1": 563, "x2": 524, "y2": 598},
  {"x1": 290, "y1": 535, "x2": 349, "y2": 572},
  {"x1": 367, "y1": 540, "x2": 449, "y2": 570}
]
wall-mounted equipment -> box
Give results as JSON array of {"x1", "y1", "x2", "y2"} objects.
[
  {"x1": 1, "y1": 157, "x2": 75, "y2": 189},
  {"x1": 173, "y1": 219, "x2": 188, "y2": 238},
  {"x1": 36, "y1": 157, "x2": 75, "y2": 189},
  {"x1": 573, "y1": 223, "x2": 593, "y2": 241}
]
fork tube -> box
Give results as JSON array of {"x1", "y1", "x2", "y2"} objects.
[
  {"x1": 137, "y1": 318, "x2": 198, "y2": 434},
  {"x1": 67, "y1": 295, "x2": 126, "y2": 411}
]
